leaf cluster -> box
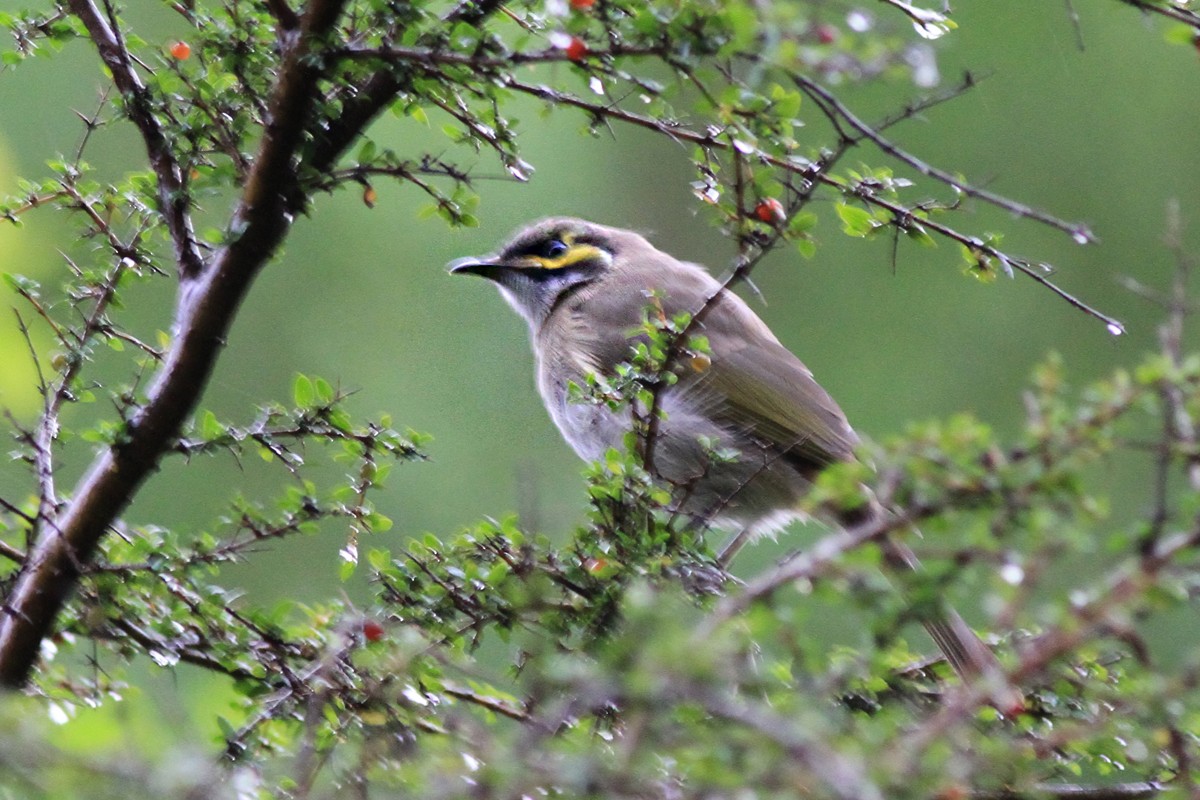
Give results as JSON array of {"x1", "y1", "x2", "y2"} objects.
[{"x1": 1, "y1": 0, "x2": 1199, "y2": 797}]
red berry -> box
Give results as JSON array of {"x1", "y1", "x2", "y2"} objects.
[
  {"x1": 169, "y1": 40, "x2": 191, "y2": 60},
  {"x1": 570, "y1": 0, "x2": 595, "y2": 8},
  {"x1": 754, "y1": 198, "x2": 786, "y2": 224},
  {"x1": 584, "y1": 557, "x2": 609, "y2": 574},
  {"x1": 565, "y1": 36, "x2": 588, "y2": 62},
  {"x1": 361, "y1": 619, "x2": 385, "y2": 642},
  {"x1": 815, "y1": 24, "x2": 838, "y2": 44}
]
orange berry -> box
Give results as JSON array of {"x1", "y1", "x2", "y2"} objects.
[
  {"x1": 169, "y1": 40, "x2": 191, "y2": 60},
  {"x1": 754, "y1": 197, "x2": 786, "y2": 224},
  {"x1": 565, "y1": 36, "x2": 588, "y2": 62},
  {"x1": 570, "y1": 0, "x2": 595, "y2": 8}
]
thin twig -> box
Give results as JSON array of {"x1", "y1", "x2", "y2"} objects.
[
  {"x1": 790, "y1": 74, "x2": 1095, "y2": 244},
  {"x1": 501, "y1": 77, "x2": 1122, "y2": 333},
  {"x1": 334, "y1": 43, "x2": 658, "y2": 68},
  {"x1": 1116, "y1": 0, "x2": 1200, "y2": 28},
  {"x1": 63, "y1": 0, "x2": 204, "y2": 279}
]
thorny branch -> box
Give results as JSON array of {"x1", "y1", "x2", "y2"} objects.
[
  {"x1": 1, "y1": 1, "x2": 1192, "y2": 795},
  {"x1": 496, "y1": 77, "x2": 1123, "y2": 333},
  {"x1": 0, "y1": 0, "x2": 357, "y2": 686},
  {"x1": 789, "y1": 73, "x2": 1094, "y2": 243},
  {"x1": 1116, "y1": 0, "x2": 1200, "y2": 28},
  {"x1": 63, "y1": 0, "x2": 203, "y2": 280}
]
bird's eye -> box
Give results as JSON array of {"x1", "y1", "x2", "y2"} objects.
[{"x1": 543, "y1": 239, "x2": 569, "y2": 259}]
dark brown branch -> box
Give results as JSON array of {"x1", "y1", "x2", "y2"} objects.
[
  {"x1": 0, "y1": 539, "x2": 25, "y2": 564},
  {"x1": 63, "y1": 0, "x2": 204, "y2": 280},
  {"x1": 110, "y1": 617, "x2": 259, "y2": 682},
  {"x1": 1116, "y1": 0, "x2": 1200, "y2": 28},
  {"x1": 0, "y1": 0, "x2": 350, "y2": 688},
  {"x1": 264, "y1": 0, "x2": 299, "y2": 30},
  {"x1": 0, "y1": 495, "x2": 34, "y2": 527},
  {"x1": 333, "y1": 43, "x2": 657, "y2": 68},
  {"x1": 443, "y1": 683, "x2": 530, "y2": 722},
  {"x1": 790, "y1": 74, "x2": 1095, "y2": 244},
  {"x1": 305, "y1": 0, "x2": 507, "y2": 177}
]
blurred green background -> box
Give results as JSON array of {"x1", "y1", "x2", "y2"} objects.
[{"x1": 1, "y1": 0, "x2": 1199, "y2": 768}]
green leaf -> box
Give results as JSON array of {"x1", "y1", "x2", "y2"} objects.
[
  {"x1": 200, "y1": 410, "x2": 223, "y2": 440},
  {"x1": 905, "y1": 224, "x2": 936, "y2": 247},
  {"x1": 367, "y1": 512, "x2": 393, "y2": 532},
  {"x1": 314, "y1": 376, "x2": 334, "y2": 405},
  {"x1": 835, "y1": 202, "x2": 876, "y2": 237},
  {"x1": 367, "y1": 548, "x2": 391, "y2": 570},
  {"x1": 787, "y1": 211, "x2": 817, "y2": 235},
  {"x1": 293, "y1": 374, "x2": 315, "y2": 408},
  {"x1": 1164, "y1": 23, "x2": 1197, "y2": 46},
  {"x1": 794, "y1": 238, "x2": 817, "y2": 259}
]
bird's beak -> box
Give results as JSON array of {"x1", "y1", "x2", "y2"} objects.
[
  {"x1": 448, "y1": 254, "x2": 542, "y2": 279},
  {"x1": 447, "y1": 254, "x2": 498, "y2": 278}
]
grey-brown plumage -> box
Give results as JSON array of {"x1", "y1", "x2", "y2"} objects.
[
  {"x1": 451, "y1": 217, "x2": 855, "y2": 533},
  {"x1": 451, "y1": 217, "x2": 1019, "y2": 705}
]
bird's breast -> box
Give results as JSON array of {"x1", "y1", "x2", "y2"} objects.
[{"x1": 534, "y1": 347, "x2": 628, "y2": 463}]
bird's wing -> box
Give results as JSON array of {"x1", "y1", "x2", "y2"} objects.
[
  {"x1": 568, "y1": 259, "x2": 858, "y2": 471},
  {"x1": 680, "y1": 289, "x2": 859, "y2": 471}
]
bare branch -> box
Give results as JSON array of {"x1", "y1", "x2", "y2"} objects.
[
  {"x1": 1116, "y1": 0, "x2": 1200, "y2": 28},
  {"x1": 333, "y1": 43, "x2": 658, "y2": 68},
  {"x1": 305, "y1": 0, "x2": 508, "y2": 177},
  {"x1": 790, "y1": 74, "x2": 1096, "y2": 244}
]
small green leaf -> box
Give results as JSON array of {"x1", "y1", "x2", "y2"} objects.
[
  {"x1": 293, "y1": 374, "x2": 315, "y2": 408},
  {"x1": 314, "y1": 376, "x2": 334, "y2": 405},
  {"x1": 835, "y1": 202, "x2": 876, "y2": 237},
  {"x1": 367, "y1": 512, "x2": 393, "y2": 532},
  {"x1": 1164, "y1": 23, "x2": 1197, "y2": 46},
  {"x1": 367, "y1": 548, "x2": 391, "y2": 570},
  {"x1": 200, "y1": 410, "x2": 223, "y2": 440},
  {"x1": 787, "y1": 211, "x2": 818, "y2": 235}
]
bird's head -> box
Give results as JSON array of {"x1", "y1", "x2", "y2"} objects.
[{"x1": 449, "y1": 217, "x2": 648, "y2": 330}]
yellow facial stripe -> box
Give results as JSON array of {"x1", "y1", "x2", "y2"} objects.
[{"x1": 530, "y1": 243, "x2": 610, "y2": 271}]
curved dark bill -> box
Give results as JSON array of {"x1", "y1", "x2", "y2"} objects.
[{"x1": 447, "y1": 255, "x2": 496, "y2": 275}]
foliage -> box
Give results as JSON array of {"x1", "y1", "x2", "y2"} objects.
[{"x1": 0, "y1": 0, "x2": 1199, "y2": 797}]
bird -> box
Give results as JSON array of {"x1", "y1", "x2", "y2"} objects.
[{"x1": 449, "y1": 217, "x2": 1015, "y2": 699}]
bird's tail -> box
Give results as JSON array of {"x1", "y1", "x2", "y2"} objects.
[{"x1": 880, "y1": 537, "x2": 1024, "y2": 713}]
